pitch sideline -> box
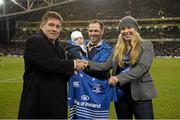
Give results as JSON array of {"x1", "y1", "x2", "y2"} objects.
[{"x1": 0, "y1": 76, "x2": 22, "y2": 83}]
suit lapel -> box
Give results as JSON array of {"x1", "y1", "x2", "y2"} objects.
[
  {"x1": 55, "y1": 44, "x2": 66, "y2": 59},
  {"x1": 39, "y1": 31, "x2": 65, "y2": 59}
]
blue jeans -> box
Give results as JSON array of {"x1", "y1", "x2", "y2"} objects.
[{"x1": 114, "y1": 97, "x2": 154, "y2": 119}]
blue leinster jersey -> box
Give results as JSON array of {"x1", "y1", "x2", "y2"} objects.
[{"x1": 68, "y1": 71, "x2": 119, "y2": 119}]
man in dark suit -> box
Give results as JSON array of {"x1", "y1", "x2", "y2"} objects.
[{"x1": 18, "y1": 11, "x2": 85, "y2": 119}]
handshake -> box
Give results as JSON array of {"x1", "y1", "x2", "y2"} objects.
[
  {"x1": 74, "y1": 59, "x2": 119, "y2": 86},
  {"x1": 74, "y1": 59, "x2": 89, "y2": 71}
]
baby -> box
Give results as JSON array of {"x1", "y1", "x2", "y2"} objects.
[{"x1": 66, "y1": 31, "x2": 88, "y2": 60}]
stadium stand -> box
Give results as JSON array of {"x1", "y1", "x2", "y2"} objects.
[{"x1": 0, "y1": 0, "x2": 180, "y2": 57}]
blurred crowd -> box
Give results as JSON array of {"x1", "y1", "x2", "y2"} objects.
[
  {"x1": 0, "y1": 44, "x2": 24, "y2": 57},
  {"x1": 0, "y1": 41, "x2": 179, "y2": 57},
  {"x1": 153, "y1": 41, "x2": 180, "y2": 57}
]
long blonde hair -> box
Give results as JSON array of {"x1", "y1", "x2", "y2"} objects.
[{"x1": 113, "y1": 31, "x2": 142, "y2": 67}]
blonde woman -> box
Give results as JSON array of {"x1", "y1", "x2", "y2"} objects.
[{"x1": 87, "y1": 16, "x2": 157, "y2": 119}]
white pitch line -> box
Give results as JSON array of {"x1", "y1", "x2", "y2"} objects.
[
  {"x1": 168, "y1": 62, "x2": 180, "y2": 67},
  {"x1": 3, "y1": 80, "x2": 22, "y2": 83},
  {"x1": 160, "y1": 61, "x2": 180, "y2": 67},
  {"x1": 0, "y1": 77, "x2": 22, "y2": 83}
]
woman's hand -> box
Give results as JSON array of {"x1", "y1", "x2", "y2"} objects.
[{"x1": 108, "y1": 76, "x2": 119, "y2": 86}]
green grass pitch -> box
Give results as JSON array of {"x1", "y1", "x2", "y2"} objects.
[{"x1": 0, "y1": 57, "x2": 180, "y2": 119}]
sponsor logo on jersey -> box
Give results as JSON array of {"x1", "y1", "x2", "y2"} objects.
[
  {"x1": 81, "y1": 95, "x2": 89, "y2": 101},
  {"x1": 73, "y1": 81, "x2": 80, "y2": 88},
  {"x1": 92, "y1": 84, "x2": 102, "y2": 93}
]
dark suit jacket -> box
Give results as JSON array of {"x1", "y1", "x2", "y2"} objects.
[
  {"x1": 18, "y1": 31, "x2": 74, "y2": 119},
  {"x1": 89, "y1": 41, "x2": 157, "y2": 101}
]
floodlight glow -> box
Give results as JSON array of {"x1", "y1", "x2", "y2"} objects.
[
  {"x1": 11, "y1": 0, "x2": 18, "y2": 4},
  {"x1": 0, "y1": 0, "x2": 4, "y2": 5}
]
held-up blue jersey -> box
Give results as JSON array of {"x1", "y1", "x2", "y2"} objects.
[{"x1": 68, "y1": 71, "x2": 120, "y2": 119}]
